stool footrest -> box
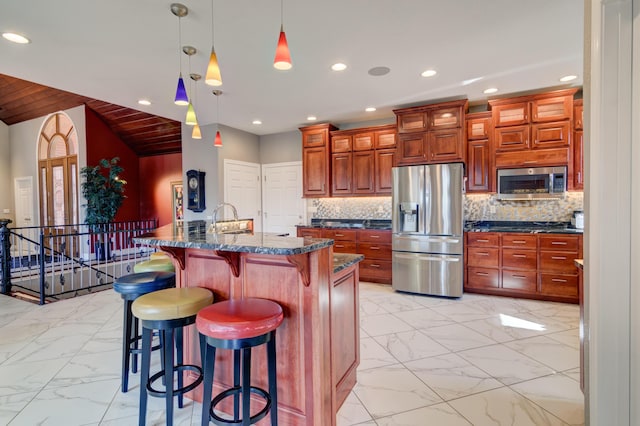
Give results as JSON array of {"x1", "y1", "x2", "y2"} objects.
[
  {"x1": 209, "y1": 386, "x2": 271, "y2": 425},
  {"x1": 147, "y1": 365, "x2": 203, "y2": 398}
]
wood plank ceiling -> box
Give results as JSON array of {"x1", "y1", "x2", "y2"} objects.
[{"x1": 0, "y1": 74, "x2": 181, "y2": 157}]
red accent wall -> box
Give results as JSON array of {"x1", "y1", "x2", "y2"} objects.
[
  {"x1": 85, "y1": 106, "x2": 140, "y2": 222},
  {"x1": 139, "y1": 153, "x2": 183, "y2": 226}
]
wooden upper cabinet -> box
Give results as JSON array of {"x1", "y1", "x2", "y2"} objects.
[
  {"x1": 467, "y1": 139, "x2": 490, "y2": 192},
  {"x1": 374, "y1": 127, "x2": 397, "y2": 149},
  {"x1": 429, "y1": 128, "x2": 464, "y2": 162},
  {"x1": 574, "y1": 99, "x2": 584, "y2": 130},
  {"x1": 467, "y1": 114, "x2": 491, "y2": 140},
  {"x1": 397, "y1": 133, "x2": 427, "y2": 163},
  {"x1": 301, "y1": 123, "x2": 337, "y2": 197},
  {"x1": 331, "y1": 134, "x2": 352, "y2": 153},
  {"x1": 303, "y1": 127, "x2": 329, "y2": 147},
  {"x1": 375, "y1": 149, "x2": 395, "y2": 194},
  {"x1": 352, "y1": 151, "x2": 375, "y2": 194},
  {"x1": 531, "y1": 95, "x2": 573, "y2": 123},
  {"x1": 397, "y1": 112, "x2": 427, "y2": 133},
  {"x1": 331, "y1": 152, "x2": 352, "y2": 195},
  {"x1": 429, "y1": 106, "x2": 463, "y2": 130},
  {"x1": 353, "y1": 132, "x2": 374, "y2": 151},
  {"x1": 492, "y1": 102, "x2": 529, "y2": 127},
  {"x1": 495, "y1": 125, "x2": 529, "y2": 151},
  {"x1": 531, "y1": 121, "x2": 570, "y2": 149}
]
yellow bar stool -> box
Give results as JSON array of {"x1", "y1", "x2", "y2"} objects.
[
  {"x1": 132, "y1": 287, "x2": 213, "y2": 426},
  {"x1": 134, "y1": 258, "x2": 175, "y2": 273},
  {"x1": 150, "y1": 251, "x2": 171, "y2": 260}
]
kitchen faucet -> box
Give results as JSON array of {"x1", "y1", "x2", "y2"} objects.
[{"x1": 211, "y1": 202, "x2": 238, "y2": 232}]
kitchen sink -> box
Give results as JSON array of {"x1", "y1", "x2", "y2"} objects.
[{"x1": 207, "y1": 219, "x2": 254, "y2": 234}]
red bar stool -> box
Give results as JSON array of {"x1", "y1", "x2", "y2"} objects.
[
  {"x1": 196, "y1": 298, "x2": 284, "y2": 426},
  {"x1": 132, "y1": 287, "x2": 214, "y2": 426}
]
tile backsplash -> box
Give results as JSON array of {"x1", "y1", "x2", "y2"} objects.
[{"x1": 307, "y1": 192, "x2": 584, "y2": 223}]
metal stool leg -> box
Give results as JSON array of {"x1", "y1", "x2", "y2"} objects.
[
  {"x1": 268, "y1": 332, "x2": 278, "y2": 426},
  {"x1": 176, "y1": 326, "x2": 184, "y2": 408},
  {"x1": 241, "y1": 348, "x2": 251, "y2": 426},
  {"x1": 233, "y1": 349, "x2": 241, "y2": 420},
  {"x1": 200, "y1": 340, "x2": 216, "y2": 426},
  {"x1": 164, "y1": 328, "x2": 175, "y2": 426},
  {"x1": 131, "y1": 316, "x2": 139, "y2": 374},
  {"x1": 138, "y1": 327, "x2": 152, "y2": 426},
  {"x1": 121, "y1": 300, "x2": 133, "y2": 393}
]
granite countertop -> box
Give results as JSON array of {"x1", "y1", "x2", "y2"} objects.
[
  {"x1": 465, "y1": 220, "x2": 584, "y2": 234},
  {"x1": 134, "y1": 221, "x2": 333, "y2": 255},
  {"x1": 333, "y1": 253, "x2": 365, "y2": 274},
  {"x1": 301, "y1": 218, "x2": 392, "y2": 230}
]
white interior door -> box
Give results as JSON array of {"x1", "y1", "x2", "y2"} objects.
[
  {"x1": 223, "y1": 160, "x2": 262, "y2": 232},
  {"x1": 262, "y1": 162, "x2": 305, "y2": 236},
  {"x1": 14, "y1": 176, "x2": 34, "y2": 228}
]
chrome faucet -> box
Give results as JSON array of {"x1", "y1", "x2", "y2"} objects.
[{"x1": 211, "y1": 202, "x2": 238, "y2": 232}]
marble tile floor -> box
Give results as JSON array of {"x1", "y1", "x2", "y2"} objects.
[{"x1": 0, "y1": 283, "x2": 584, "y2": 425}]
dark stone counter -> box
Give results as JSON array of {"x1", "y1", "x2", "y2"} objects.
[
  {"x1": 301, "y1": 218, "x2": 392, "y2": 230},
  {"x1": 134, "y1": 221, "x2": 333, "y2": 255},
  {"x1": 333, "y1": 253, "x2": 365, "y2": 274},
  {"x1": 465, "y1": 220, "x2": 584, "y2": 234}
]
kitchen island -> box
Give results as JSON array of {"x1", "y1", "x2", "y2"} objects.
[{"x1": 134, "y1": 222, "x2": 362, "y2": 426}]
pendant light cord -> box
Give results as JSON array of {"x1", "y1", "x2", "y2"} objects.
[
  {"x1": 211, "y1": 0, "x2": 215, "y2": 45},
  {"x1": 280, "y1": 0, "x2": 284, "y2": 26},
  {"x1": 177, "y1": 16, "x2": 183, "y2": 75}
]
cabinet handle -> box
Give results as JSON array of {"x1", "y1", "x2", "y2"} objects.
[
  {"x1": 551, "y1": 241, "x2": 568, "y2": 245},
  {"x1": 370, "y1": 264, "x2": 381, "y2": 268},
  {"x1": 523, "y1": 161, "x2": 537, "y2": 164},
  {"x1": 476, "y1": 239, "x2": 489, "y2": 243},
  {"x1": 578, "y1": 172, "x2": 582, "y2": 181},
  {"x1": 551, "y1": 256, "x2": 567, "y2": 260},
  {"x1": 477, "y1": 252, "x2": 490, "y2": 256},
  {"x1": 370, "y1": 246, "x2": 381, "y2": 250},
  {"x1": 511, "y1": 240, "x2": 527, "y2": 244},
  {"x1": 552, "y1": 278, "x2": 568, "y2": 283},
  {"x1": 370, "y1": 235, "x2": 380, "y2": 238},
  {"x1": 336, "y1": 244, "x2": 345, "y2": 248},
  {"x1": 512, "y1": 254, "x2": 527, "y2": 258},
  {"x1": 512, "y1": 275, "x2": 527, "y2": 279},
  {"x1": 475, "y1": 272, "x2": 489, "y2": 276},
  {"x1": 335, "y1": 233, "x2": 344, "y2": 237}
]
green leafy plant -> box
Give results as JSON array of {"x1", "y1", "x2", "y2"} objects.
[{"x1": 80, "y1": 157, "x2": 127, "y2": 230}]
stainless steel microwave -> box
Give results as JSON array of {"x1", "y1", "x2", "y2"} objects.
[{"x1": 497, "y1": 166, "x2": 567, "y2": 200}]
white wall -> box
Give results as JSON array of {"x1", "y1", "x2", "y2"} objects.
[
  {"x1": 7, "y1": 106, "x2": 87, "y2": 226},
  {"x1": 0, "y1": 121, "x2": 11, "y2": 221},
  {"x1": 259, "y1": 130, "x2": 301, "y2": 164}
]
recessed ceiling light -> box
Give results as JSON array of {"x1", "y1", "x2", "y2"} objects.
[
  {"x1": 2, "y1": 32, "x2": 30, "y2": 44},
  {"x1": 483, "y1": 87, "x2": 498, "y2": 94},
  {"x1": 421, "y1": 69, "x2": 437, "y2": 78},
  {"x1": 307, "y1": 115, "x2": 317, "y2": 121},
  {"x1": 138, "y1": 99, "x2": 151, "y2": 106},
  {"x1": 365, "y1": 107, "x2": 376, "y2": 112},
  {"x1": 331, "y1": 63, "x2": 347, "y2": 71},
  {"x1": 252, "y1": 120, "x2": 262, "y2": 125},
  {"x1": 560, "y1": 74, "x2": 578, "y2": 82},
  {"x1": 368, "y1": 66, "x2": 390, "y2": 76}
]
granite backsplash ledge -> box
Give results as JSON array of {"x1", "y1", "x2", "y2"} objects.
[{"x1": 307, "y1": 192, "x2": 584, "y2": 223}]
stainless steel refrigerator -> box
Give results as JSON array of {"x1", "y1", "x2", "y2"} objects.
[{"x1": 391, "y1": 163, "x2": 464, "y2": 297}]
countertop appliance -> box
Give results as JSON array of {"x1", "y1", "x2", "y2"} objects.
[
  {"x1": 571, "y1": 210, "x2": 584, "y2": 229},
  {"x1": 391, "y1": 163, "x2": 464, "y2": 297},
  {"x1": 497, "y1": 166, "x2": 566, "y2": 200}
]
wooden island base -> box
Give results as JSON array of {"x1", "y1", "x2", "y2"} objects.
[{"x1": 163, "y1": 245, "x2": 360, "y2": 426}]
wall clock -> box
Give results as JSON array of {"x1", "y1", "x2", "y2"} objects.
[{"x1": 186, "y1": 169, "x2": 206, "y2": 212}]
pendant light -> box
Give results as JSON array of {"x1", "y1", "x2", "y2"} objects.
[
  {"x1": 205, "y1": 0, "x2": 223, "y2": 86},
  {"x1": 213, "y1": 90, "x2": 223, "y2": 147},
  {"x1": 273, "y1": 0, "x2": 292, "y2": 70},
  {"x1": 171, "y1": 4, "x2": 189, "y2": 105},
  {"x1": 183, "y1": 46, "x2": 198, "y2": 126},
  {"x1": 190, "y1": 74, "x2": 202, "y2": 139}
]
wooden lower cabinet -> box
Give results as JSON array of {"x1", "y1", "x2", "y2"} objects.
[{"x1": 464, "y1": 232, "x2": 582, "y2": 303}]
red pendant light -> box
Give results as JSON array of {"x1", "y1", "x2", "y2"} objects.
[
  {"x1": 213, "y1": 90, "x2": 223, "y2": 147},
  {"x1": 273, "y1": 0, "x2": 292, "y2": 70}
]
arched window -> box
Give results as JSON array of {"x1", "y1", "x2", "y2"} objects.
[{"x1": 38, "y1": 112, "x2": 79, "y2": 227}]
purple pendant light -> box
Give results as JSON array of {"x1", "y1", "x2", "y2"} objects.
[{"x1": 171, "y1": 4, "x2": 189, "y2": 105}]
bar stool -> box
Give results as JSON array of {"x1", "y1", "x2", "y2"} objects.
[
  {"x1": 196, "y1": 298, "x2": 284, "y2": 426},
  {"x1": 132, "y1": 287, "x2": 214, "y2": 426},
  {"x1": 112, "y1": 271, "x2": 176, "y2": 393},
  {"x1": 134, "y1": 258, "x2": 175, "y2": 273}
]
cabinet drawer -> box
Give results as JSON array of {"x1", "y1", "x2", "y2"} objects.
[
  {"x1": 494, "y1": 147, "x2": 569, "y2": 168},
  {"x1": 539, "y1": 235, "x2": 579, "y2": 251},
  {"x1": 531, "y1": 121, "x2": 570, "y2": 149},
  {"x1": 501, "y1": 234, "x2": 537, "y2": 249},
  {"x1": 539, "y1": 273, "x2": 578, "y2": 298},
  {"x1": 466, "y1": 267, "x2": 500, "y2": 289},
  {"x1": 323, "y1": 229, "x2": 357, "y2": 241},
  {"x1": 467, "y1": 247, "x2": 499, "y2": 267},
  {"x1": 358, "y1": 243, "x2": 391, "y2": 259},
  {"x1": 359, "y1": 230, "x2": 391, "y2": 244},
  {"x1": 502, "y1": 270, "x2": 537, "y2": 292},
  {"x1": 359, "y1": 259, "x2": 392, "y2": 280},
  {"x1": 332, "y1": 242, "x2": 358, "y2": 253},
  {"x1": 297, "y1": 228, "x2": 322, "y2": 238},
  {"x1": 502, "y1": 248, "x2": 537, "y2": 270},
  {"x1": 539, "y1": 251, "x2": 579, "y2": 273},
  {"x1": 495, "y1": 125, "x2": 529, "y2": 151},
  {"x1": 467, "y1": 233, "x2": 500, "y2": 247}
]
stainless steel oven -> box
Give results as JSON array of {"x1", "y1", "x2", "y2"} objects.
[{"x1": 497, "y1": 166, "x2": 566, "y2": 200}]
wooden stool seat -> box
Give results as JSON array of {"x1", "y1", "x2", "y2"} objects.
[
  {"x1": 134, "y1": 258, "x2": 175, "y2": 273},
  {"x1": 196, "y1": 298, "x2": 284, "y2": 340}
]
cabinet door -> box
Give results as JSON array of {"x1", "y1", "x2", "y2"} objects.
[
  {"x1": 495, "y1": 147, "x2": 569, "y2": 169},
  {"x1": 467, "y1": 139, "x2": 490, "y2": 192},
  {"x1": 429, "y1": 106, "x2": 462, "y2": 130},
  {"x1": 429, "y1": 128, "x2": 464, "y2": 162},
  {"x1": 495, "y1": 125, "x2": 529, "y2": 151},
  {"x1": 374, "y1": 128, "x2": 397, "y2": 149},
  {"x1": 353, "y1": 132, "x2": 374, "y2": 151},
  {"x1": 573, "y1": 130, "x2": 584, "y2": 189},
  {"x1": 331, "y1": 152, "x2": 352, "y2": 195},
  {"x1": 492, "y1": 102, "x2": 529, "y2": 127},
  {"x1": 467, "y1": 116, "x2": 491, "y2": 140},
  {"x1": 531, "y1": 95, "x2": 573, "y2": 123},
  {"x1": 352, "y1": 151, "x2": 375, "y2": 194},
  {"x1": 574, "y1": 102, "x2": 583, "y2": 130},
  {"x1": 397, "y1": 112, "x2": 427, "y2": 133},
  {"x1": 375, "y1": 149, "x2": 395, "y2": 194},
  {"x1": 303, "y1": 128, "x2": 328, "y2": 147},
  {"x1": 303, "y1": 146, "x2": 329, "y2": 197},
  {"x1": 331, "y1": 135, "x2": 352, "y2": 153},
  {"x1": 397, "y1": 133, "x2": 427, "y2": 164},
  {"x1": 531, "y1": 121, "x2": 570, "y2": 149}
]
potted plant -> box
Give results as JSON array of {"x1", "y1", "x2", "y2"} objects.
[{"x1": 80, "y1": 157, "x2": 127, "y2": 260}]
